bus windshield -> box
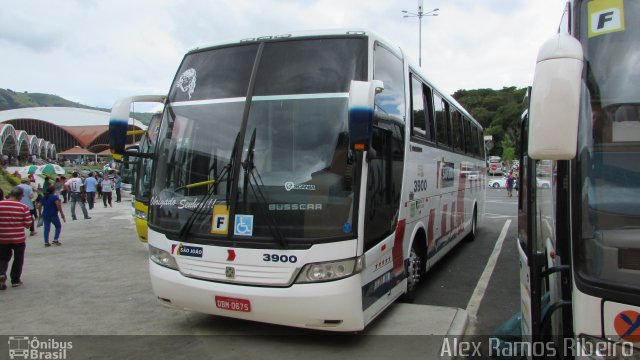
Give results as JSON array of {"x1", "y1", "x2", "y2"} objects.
[
  {"x1": 136, "y1": 114, "x2": 161, "y2": 203},
  {"x1": 150, "y1": 37, "x2": 366, "y2": 243},
  {"x1": 576, "y1": 0, "x2": 640, "y2": 293}
]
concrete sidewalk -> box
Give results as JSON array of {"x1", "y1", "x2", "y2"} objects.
[{"x1": 1, "y1": 194, "x2": 466, "y2": 358}]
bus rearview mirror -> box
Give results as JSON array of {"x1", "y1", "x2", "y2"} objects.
[
  {"x1": 348, "y1": 80, "x2": 384, "y2": 151},
  {"x1": 528, "y1": 33, "x2": 583, "y2": 160},
  {"x1": 109, "y1": 95, "x2": 166, "y2": 157}
]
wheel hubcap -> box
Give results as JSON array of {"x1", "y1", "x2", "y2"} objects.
[{"x1": 407, "y1": 250, "x2": 421, "y2": 291}]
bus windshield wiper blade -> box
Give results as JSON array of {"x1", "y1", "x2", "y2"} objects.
[
  {"x1": 178, "y1": 133, "x2": 240, "y2": 242},
  {"x1": 242, "y1": 129, "x2": 288, "y2": 249},
  {"x1": 177, "y1": 164, "x2": 231, "y2": 242}
]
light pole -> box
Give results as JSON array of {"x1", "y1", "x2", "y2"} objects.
[{"x1": 402, "y1": 0, "x2": 439, "y2": 67}]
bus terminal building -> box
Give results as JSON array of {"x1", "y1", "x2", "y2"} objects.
[{"x1": 0, "y1": 107, "x2": 146, "y2": 165}]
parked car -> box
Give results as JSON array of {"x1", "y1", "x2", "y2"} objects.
[
  {"x1": 536, "y1": 177, "x2": 551, "y2": 189},
  {"x1": 488, "y1": 177, "x2": 507, "y2": 188}
]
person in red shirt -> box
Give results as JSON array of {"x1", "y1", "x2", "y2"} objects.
[{"x1": 0, "y1": 186, "x2": 33, "y2": 290}]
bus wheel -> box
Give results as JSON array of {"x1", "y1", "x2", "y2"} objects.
[
  {"x1": 465, "y1": 206, "x2": 478, "y2": 242},
  {"x1": 401, "y1": 246, "x2": 422, "y2": 303}
]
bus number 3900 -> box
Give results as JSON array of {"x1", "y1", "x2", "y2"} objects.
[
  {"x1": 263, "y1": 254, "x2": 298, "y2": 263},
  {"x1": 414, "y1": 179, "x2": 428, "y2": 192}
]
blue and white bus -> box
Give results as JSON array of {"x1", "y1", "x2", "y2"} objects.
[{"x1": 110, "y1": 29, "x2": 485, "y2": 331}]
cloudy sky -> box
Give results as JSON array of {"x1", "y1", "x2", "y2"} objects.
[{"x1": 1, "y1": 0, "x2": 566, "y2": 109}]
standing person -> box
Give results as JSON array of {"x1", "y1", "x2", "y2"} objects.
[
  {"x1": 39, "y1": 185, "x2": 66, "y2": 247},
  {"x1": 64, "y1": 172, "x2": 91, "y2": 221},
  {"x1": 17, "y1": 178, "x2": 36, "y2": 236},
  {"x1": 42, "y1": 176, "x2": 52, "y2": 194},
  {"x1": 0, "y1": 188, "x2": 4, "y2": 200},
  {"x1": 96, "y1": 173, "x2": 103, "y2": 200},
  {"x1": 506, "y1": 171, "x2": 515, "y2": 198},
  {"x1": 113, "y1": 171, "x2": 122, "y2": 203},
  {"x1": 54, "y1": 177, "x2": 63, "y2": 197},
  {"x1": 101, "y1": 175, "x2": 113, "y2": 208},
  {"x1": 0, "y1": 187, "x2": 33, "y2": 290},
  {"x1": 59, "y1": 176, "x2": 68, "y2": 203},
  {"x1": 83, "y1": 172, "x2": 97, "y2": 210}
]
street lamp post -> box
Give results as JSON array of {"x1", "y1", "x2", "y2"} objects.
[{"x1": 402, "y1": 0, "x2": 439, "y2": 67}]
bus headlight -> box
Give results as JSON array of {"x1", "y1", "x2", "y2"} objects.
[
  {"x1": 295, "y1": 257, "x2": 363, "y2": 283},
  {"x1": 134, "y1": 209, "x2": 147, "y2": 220},
  {"x1": 149, "y1": 245, "x2": 178, "y2": 270}
]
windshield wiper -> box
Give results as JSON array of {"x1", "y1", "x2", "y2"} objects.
[
  {"x1": 242, "y1": 129, "x2": 288, "y2": 249},
  {"x1": 178, "y1": 133, "x2": 239, "y2": 242}
]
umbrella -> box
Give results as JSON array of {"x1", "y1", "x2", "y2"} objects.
[
  {"x1": 19, "y1": 165, "x2": 39, "y2": 175},
  {"x1": 36, "y1": 164, "x2": 66, "y2": 176}
]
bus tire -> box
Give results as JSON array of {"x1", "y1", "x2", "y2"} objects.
[
  {"x1": 466, "y1": 206, "x2": 478, "y2": 242},
  {"x1": 401, "y1": 237, "x2": 425, "y2": 303}
]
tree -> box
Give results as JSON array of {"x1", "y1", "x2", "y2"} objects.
[{"x1": 453, "y1": 87, "x2": 527, "y2": 158}]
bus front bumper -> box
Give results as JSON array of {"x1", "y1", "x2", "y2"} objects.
[{"x1": 149, "y1": 261, "x2": 366, "y2": 331}]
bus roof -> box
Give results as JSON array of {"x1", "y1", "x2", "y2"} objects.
[{"x1": 184, "y1": 28, "x2": 481, "y2": 129}]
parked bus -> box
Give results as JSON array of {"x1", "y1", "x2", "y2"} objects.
[
  {"x1": 111, "y1": 101, "x2": 165, "y2": 242},
  {"x1": 519, "y1": 0, "x2": 640, "y2": 356},
  {"x1": 109, "y1": 29, "x2": 485, "y2": 331},
  {"x1": 131, "y1": 112, "x2": 163, "y2": 242}
]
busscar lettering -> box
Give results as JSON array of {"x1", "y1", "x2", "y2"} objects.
[{"x1": 268, "y1": 203, "x2": 323, "y2": 211}]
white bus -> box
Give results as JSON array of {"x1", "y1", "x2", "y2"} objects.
[
  {"x1": 519, "y1": 0, "x2": 640, "y2": 356},
  {"x1": 109, "y1": 29, "x2": 486, "y2": 331}
]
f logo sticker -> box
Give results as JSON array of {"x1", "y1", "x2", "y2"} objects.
[
  {"x1": 588, "y1": 0, "x2": 624, "y2": 38},
  {"x1": 211, "y1": 205, "x2": 229, "y2": 234}
]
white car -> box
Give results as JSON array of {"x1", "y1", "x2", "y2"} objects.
[
  {"x1": 536, "y1": 178, "x2": 551, "y2": 189},
  {"x1": 489, "y1": 177, "x2": 550, "y2": 189},
  {"x1": 488, "y1": 177, "x2": 507, "y2": 188}
]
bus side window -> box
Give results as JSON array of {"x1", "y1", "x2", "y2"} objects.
[
  {"x1": 478, "y1": 127, "x2": 485, "y2": 159},
  {"x1": 364, "y1": 42, "x2": 406, "y2": 250},
  {"x1": 471, "y1": 126, "x2": 480, "y2": 158},
  {"x1": 424, "y1": 85, "x2": 435, "y2": 142},
  {"x1": 434, "y1": 94, "x2": 450, "y2": 147},
  {"x1": 372, "y1": 43, "x2": 405, "y2": 119},
  {"x1": 463, "y1": 117, "x2": 473, "y2": 155},
  {"x1": 451, "y1": 110, "x2": 464, "y2": 153},
  {"x1": 410, "y1": 75, "x2": 427, "y2": 139}
]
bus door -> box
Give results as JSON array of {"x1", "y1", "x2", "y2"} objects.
[
  {"x1": 519, "y1": 94, "x2": 573, "y2": 357},
  {"x1": 518, "y1": 107, "x2": 539, "y2": 346}
]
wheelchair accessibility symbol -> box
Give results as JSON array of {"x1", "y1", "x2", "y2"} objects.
[{"x1": 234, "y1": 215, "x2": 254, "y2": 236}]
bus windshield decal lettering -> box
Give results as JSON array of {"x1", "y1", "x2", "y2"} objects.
[
  {"x1": 150, "y1": 196, "x2": 218, "y2": 210},
  {"x1": 252, "y1": 93, "x2": 348, "y2": 101},
  {"x1": 268, "y1": 203, "x2": 322, "y2": 211},
  {"x1": 170, "y1": 93, "x2": 347, "y2": 107},
  {"x1": 284, "y1": 182, "x2": 316, "y2": 191}
]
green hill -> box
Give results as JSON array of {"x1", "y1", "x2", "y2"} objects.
[
  {"x1": 0, "y1": 88, "x2": 105, "y2": 111},
  {"x1": 0, "y1": 88, "x2": 154, "y2": 125}
]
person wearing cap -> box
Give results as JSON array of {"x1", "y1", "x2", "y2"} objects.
[
  {"x1": 64, "y1": 172, "x2": 91, "y2": 220},
  {"x1": 506, "y1": 170, "x2": 516, "y2": 198},
  {"x1": 17, "y1": 178, "x2": 37, "y2": 236},
  {"x1": 0, "y1": 186, "x2": 33, "y2": 290}
]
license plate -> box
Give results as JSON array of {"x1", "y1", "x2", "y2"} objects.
[{"x1": 215, "y1": 296, "x2": 251, "y2": 312}]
